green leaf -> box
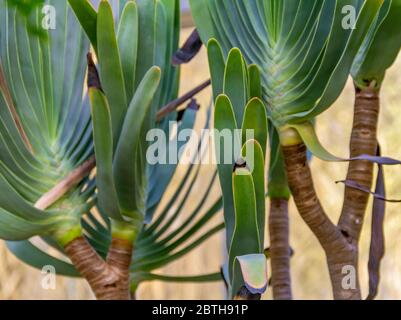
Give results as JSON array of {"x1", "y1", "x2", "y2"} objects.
[
  {"x1": 133, "y1": 272, "x2": 222, "y2": 283},
  {"x1": 0, "y1": 0, "x2": 94, "y2": 245},
  {"x1": 117, "y1": 1, "x2": 139, "y2": 102},
  {"x1": 113, "y1": 66, "x2": 161, "y2": 218},
  {"x1": 268, "y1": 126, "x2": 290, "y2": 199},
  {"x1": 352, "y1": 0, "x2": 401, "y2": 88},
  {"x1": 97, "y1": 0, "x2": 127, "y2": 144},
  {"x1": 241, "y1": 97, "x2": 268, "y2": 157},
  {"x1": 191, "y1": 0, "x2": 383, "y2": 127},
  {"x1": 0, "y1": 208, "x2": 53, "y2": 240},
  {"x1": 223, "y1": 48, "x2": 248, "y2": 126},
  {"x1": 68, "y1": 0, "x2": 98, "y2": 52},
  {"x1": 229, "y1": 167, "x2": 261, "y2": 297},
  {"x1": 289, "y1": 122, "x2": 401, "y2": 166},
  {"x1": 7, "y1": 240, "x2": 80, "y2": 277},
  {"x1": 135, "y1": 0, "x2": 157, "y2": 86},
  {"x1": 289, "y1": 122, "x2": 342, "y2": 162},
  {"x1": 248, "y1": 64, "x2": 262, "y2": 99},
  {"x1": 145, "y1": 107, "x2": 199, "y2": 223},
  {"x1": 207, "y1": 39, "x2": 226, "y2": 101},
  {"x1": 214, "y1": 94, "x2": 240, "y2": 249},
  {"x1": 88, "y1": 88, "x2": 122, "y2": 221},
  {"x1": 242, "y1": 140, "x2": 266, "y2": 248}
]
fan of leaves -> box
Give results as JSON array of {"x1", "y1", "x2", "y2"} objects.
[{"x1": 2, "y1": 0, "x2": 223, "y2": 293}]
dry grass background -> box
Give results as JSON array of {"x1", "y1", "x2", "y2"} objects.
[{"x1": 1, "y1": 27, "x2": 401, "y2": 300}]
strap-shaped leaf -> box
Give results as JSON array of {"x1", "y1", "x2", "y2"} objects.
[
  {"x1": 268, "y1": 125, "x2": 290, "y2": 199},
  {"x1": 0, "y1": 0, "x2": 93, "y2": 242},
  {"x1": 241, "y1": 98, "x2": 268, "y2": 157},
  {"x1": 290, "y1": 121, "x2": 401, "y2": 165},
  {"x1": 191, "y1": 0, "x2": 383, "y2": 127},
  {"x1": 135, "y1": 0, "x2": 157, "y2": 87},
  {"x1": 205, "y1": 30, "x2": 289, "y2": 201},
  {"x1": 113, "y1": 66, "x2": 161, "y2": 218},
  {"x1": 352, "y1": 0, "x2": 401, "y2": 87},
  {"x1": 214, "y1": 94, "x2": 240, "y2": 248},
  {"x1": 133, "y1": 272, "x2": 221, "y2": 283},
  {"x1": 0, "y1": 208, "x2": 54, "y2": 240},
  {"x1": 88, "y1": 88, "x2": 122, "y2": 221},
  {"x1": 97, "y1": 0, "x2": 127, "y2": 144},
  {"x1": 242, "y1": 140, "x2": 266, "y2": 248},
  {"x1": 207, "y1": 39, "x2": 226, "y2": 101},
  {"x1": 229, "y1": 167, "x2": 261, "y2": 297},
  {"x1": 248, "y1": 64, "x2": 262, "y2": 99},
  {"x1": 68, "y1": 0, "x2": 98, "y2": 51},
  {"x1": 7, "y1": 240, "x2": 80, "y2": 277},
  {"x1": 287, "y1": 0, "x2": 385, "y2": 123},
  {"x1": 223, "y1": 48, "x2": 248, "y2": 126},
  {"x1": 117, "y1": 1, "x2": 139, "y2": 102},
  {"x1": 145, "y1": 106, "x2": 199, "y2": 223}
]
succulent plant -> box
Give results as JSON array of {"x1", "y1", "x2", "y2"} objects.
[{"x1": 1, "y1": 0, "x2": 223, "y2": 299}]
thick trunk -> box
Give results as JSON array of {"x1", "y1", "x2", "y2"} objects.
[
  {"x1": 338, "y1": 85, "x2": 380, "y2": 241},
  {"x1": 64, "y1": 236, "x2": 133, "y2": 300},
  {"x1": 282, "y1": 143, "x2": 360, "y2": 299},
  {"x1": 269, "y1": 198, "x2": 292, "y2": 299}
]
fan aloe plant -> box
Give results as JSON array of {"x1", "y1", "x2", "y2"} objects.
[
  {"x1": 190, "y1": 0, "x2": 393, "y2": 299},
  {"x1": 210, "y1": 41, "x2": 268, "y2": 299},
  {"x1": 0, "y1": 0, "x2": 223, "y2": 300}
]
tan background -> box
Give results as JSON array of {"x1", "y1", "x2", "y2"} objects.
[{"x1": 1, "y1": 27, "x2": 401, "y2": 300}]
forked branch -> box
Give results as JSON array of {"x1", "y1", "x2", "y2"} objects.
[
  {"x1": 282, "y1": 142, "x2": 360, "y2": 299},
  {"x1": 64, "y1": 236, "x2": 133, "y2": 300}
]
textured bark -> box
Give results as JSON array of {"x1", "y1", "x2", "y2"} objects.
[
  {"x1": 269, "y1": 198, "x2": 292, "y2": 300},
  {"x1": 338, "y1": 85, "x2": 380, "y2": 242},
  {"x1": 64, "y1": 236, "x2": 133, "y2": 300},
  {"x1": 282, "y1": 144, "x2": 359, "y2": 299}
]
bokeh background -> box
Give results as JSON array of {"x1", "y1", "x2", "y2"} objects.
[{"x1": 1, "y1": 18, "x2": 401, "y2": 300}]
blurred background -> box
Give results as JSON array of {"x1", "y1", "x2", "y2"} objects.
[{"x1": 1, "y1": 5, "x2": 401, "y2": 300}]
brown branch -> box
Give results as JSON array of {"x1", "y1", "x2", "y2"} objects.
[
  {"x1": 0, "y1": 63, "x2": 34, "y2": 154},
  {"x1": 269, "y1": 198, "x2": 292, "y2": 300},
  {"x1": 34, "y1": 156, "x2": 96, "y2": 210},
  {"x1": 156, "y1": 79, "x2": 211, "y2": 122},
  {"x1": 172, "y1": 29, "x2": 202, "y2": 66},
  {"x1": 282, "y1": 143, "x2": 360, "y2": 299},
  {"x1": 338, "y1": 84, "x2": 380, "y2": 242},
  {"x1": 64, "y1": 236, "x2": 132, "y2": 300}
]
